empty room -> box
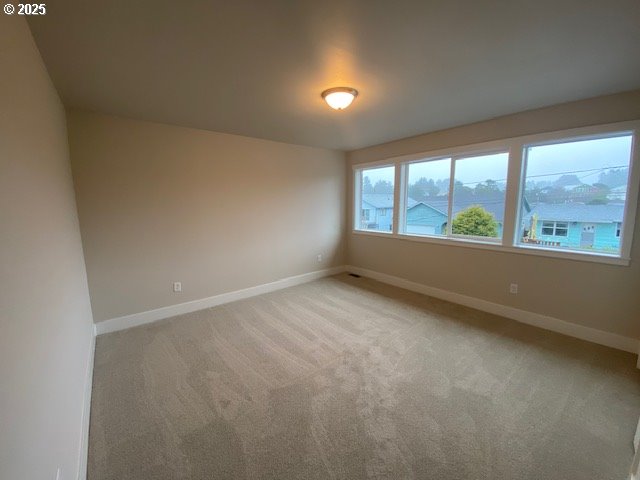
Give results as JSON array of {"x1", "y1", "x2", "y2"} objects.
[{"x1": 2, "y1": 1, "x2": 640, "y2": 479}]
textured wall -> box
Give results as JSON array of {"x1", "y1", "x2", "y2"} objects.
[
  {"x1": 346, "y1": 91, "x2": 640, "y2": 339},
  {"x1": 68, "y1": 111, "x2": 346, "y2": 322},
  {"x1": 0, "y1": 16, "x2": 94, "y2": 480}
]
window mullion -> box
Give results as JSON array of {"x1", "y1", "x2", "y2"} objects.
[
  {"x1": 392, "y1": 163, "x2": 402, "y2": 234},
  {"x1": 447, "y1": 158, "x2": 456, "y2": 237},
  {"x1": 353, "y1": 168, "x2": 362, "y2": 230},
  {"x1": 502, "y1": 143, "x2": 522, "y2": 247}
]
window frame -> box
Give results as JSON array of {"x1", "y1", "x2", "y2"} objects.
[
  {"x1": 540, "y1": 221, "x2": 569, "y2": 237},
  {"x1": 353, "y1": 164, "x2": 396, "y2": 235},
  {"x1": 448, "y1": 151, "x2": 510, "y2": 243},
  {"x1": 398, "y1": 151, "x2": 510, "y2": 243},
  {"x1": 400, "y1": 154, "x2": 452, "y2": 239},
  {"x1": 351, "y1": 121, "x2": 640, "y2": 266}
]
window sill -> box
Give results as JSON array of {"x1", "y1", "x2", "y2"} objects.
[
  {"x1": 351, "y1": 229, "x2": 630, "y2": 266},
  {"x1": 353, "y1": 228, "x2": 393, "y2": 236}
]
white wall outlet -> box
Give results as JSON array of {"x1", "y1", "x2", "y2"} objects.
[
  {"x1": 173, "y1": 282, "x2": 182, "y2": 293},
  {"x1": 56, "y1": 467, "x2": 62, "y2": 480},
  {"x1": 316, "y1": 254, "x2": 322, "y2": 263},
  {"x1": 510, "y1": 283, "x2": 518, "y2": 294}
]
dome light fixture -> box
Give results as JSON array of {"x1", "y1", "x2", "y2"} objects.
[{"x1": 321, "y1": 87, "x2": 358, "y2": 110}]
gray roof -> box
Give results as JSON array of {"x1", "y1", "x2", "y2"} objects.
[
  {"x1": 362, "y1": 194, "x2": 418, "y2": 209},
  {"x1": 367, "y1": 195, "x2": 623, "y2": 224},
  {"x1": 525, "y1": 203, "x2": 624, "y2": 223},
  {"x1": 410, "y1": 197, "x2": 506, "y2": 223}
]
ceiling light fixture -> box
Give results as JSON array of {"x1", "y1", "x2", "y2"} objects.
[{"x1": 321, "y1": 87, "x2": 358, "y2": 110}]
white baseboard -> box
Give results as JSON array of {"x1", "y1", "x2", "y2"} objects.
[
  {"x1": 95, "y1": 266, "x2": 346, "y2": 335},
  {"x1": 346, "y1": 265, "x2": 639, "y2": 354},
  {"x1": 76, "y1": 323, "x2": 96, "y2": 480},
  {"x1": 95, "y1": 263, "x2": 638, "y2": 354}
]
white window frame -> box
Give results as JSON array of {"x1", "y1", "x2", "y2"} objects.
[
  {"x1": 351, "y1": 120, "x2": 640, "y2": 266},
  {"x1": 540, "y1": 221, "x2": 569, "y2": 237},
  {"x1": 353, "y1": 164, "x2": 395, "y2": 234},
  {"x1": 398, "y1": 151, "x2": 509, "y2": 243},
  {"x1": 399, "y1": 155, "x2": 452, "y2": 239}
]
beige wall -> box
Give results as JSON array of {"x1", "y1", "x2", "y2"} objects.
[
  {"x1": 347, "y1": 90, "x2": 640, "y2": 339},
  {"x1": 68, "y1": 111, "x2": 346, "y2": 322},
  {"x1": 0, "y1": 17, "x2": 94, "y2": 480}
]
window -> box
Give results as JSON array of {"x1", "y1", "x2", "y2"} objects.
[
  {"x1": 355, "y1": 165, "x2": 395, "y2": 233},
  {"x1": 451, "y1": 153, "x2": 509, "y2": 240},
  {"x1": 402, "y1": 153, "x2": 508, "y2": 241},
  {"x1": 541, "y1": 221, "x2": 568, "y2": 237},
  {"x1": 518, "y1": 134, "x2": 633, "y2": 255},
  {"x1": 353, "y1": 122, "x2": 638, "y2": 264},
  {"x1": 403, "y1": 158, "x2": 450, "y2": 236}
]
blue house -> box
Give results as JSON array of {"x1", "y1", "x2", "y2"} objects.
[
  {"x1": 406, "y1": 196, "x2": 505, "y2": 238},
  {"x1": 365, "y1": 194, "x2": 622, "y2": 252},
  {"x1": 361, "y1": 194, "x2": 413, "y2": 231},
  {"x1": 405, "y1": 201, "x2": 448, "y2": 235},
  {"x1": 522, "y1": 203, "x2": 624, "y2": 253}
]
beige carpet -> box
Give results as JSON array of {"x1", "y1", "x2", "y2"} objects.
[{"x1": 88, "y1": 274, "x2": 640, "y2": 479}]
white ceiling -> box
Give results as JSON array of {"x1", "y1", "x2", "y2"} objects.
[{"x1": 28, "y1": 0, "x2": 640, "y2": 150}]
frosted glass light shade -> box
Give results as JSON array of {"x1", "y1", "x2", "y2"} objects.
[{"x1": 321, "y1": 87, "x2": 358, "y2": 110}]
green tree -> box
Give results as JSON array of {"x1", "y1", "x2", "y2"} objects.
[
  {"x1": 598, "y1": 168, "x2": 629, "y2": 188},
  {"x1": 452, "y1": 205, "x2": 498, "y2": 237},
  {"x1": 453, "y1": 180, "x2": 473, "y2": 200},
  {"x1": 587, "y1": 197, "x2": 609, "y2": 205},
  {"x1": 373, "y1": 180, "x2": 393, "y2": 194},
  {"x1": 363, "y1": 176, "x2": 373, "y2": 194},
  {"x1": 408, "y1": 177, "x2": 439, "y2": 201},
  {"x1": 474, "y1": 179, "x2": 500, "y2": 195}
]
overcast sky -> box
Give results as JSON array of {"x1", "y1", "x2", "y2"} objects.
[
  {"x1": 525, "y1": 134, "x2": 632, "y2": 183},
  {"x1": 362, "y1": 134, "x2": 633, "y2": 188}
]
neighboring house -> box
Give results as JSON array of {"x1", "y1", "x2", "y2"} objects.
[
  {"x1": 369, "y1": 194, "x2": 622, "y2": 251},
  {"x1": 522, "y1": 203, "x2": 624, "y2": 251},
  {"x1": 361, "y1": 194, "x2": 417, "y2": 231},
  {"x1": 571, "y1": 184, "x2": 598, "y2": 195},
  {"x1": 406, "y1": 202, "x2": 448, "y2": 235},
  {"x1": 607, "y1": 185, "x2": 627, "y2": 201},
  {"x1": 406, "y1": 195, "x2": 505, "y2": 237}
]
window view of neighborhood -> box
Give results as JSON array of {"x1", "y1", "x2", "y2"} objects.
[
  {"x1": 404, "y1": 157, "x2": 451, "y2": 236},
  {"x1": 518, "y1": 134, "x2": 632, "y2": 255},
  {"x1": 357, "y1": 132, "x2": 633, "y2": 258},
  {"x1": 452, "y1": 153, "x2": 509, "y2": 239},
  {"x1": 359, "y1": 165, "x2": 395, "y2": 232},
  {"x1": 403, "y1": 153, "x2": 509, "y2": 239}
]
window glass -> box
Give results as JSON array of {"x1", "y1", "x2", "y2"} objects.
[
  {"x1": 541, "y1": 221, "x2": 555, "y2": 235},
  {"x1": 404, "y1": 158, "x2": 451, "y2": 236},
  {"x1": 518, "y1": 134, "x2": 633, "y2": 255},
  {"x1": 357, "y1": 166, "x2": 395, "y2": 232},
  {"x1": 451, "y1": 153, "x2": 509, "y2": 239},
  {"x1": 555, "y1": 222, "x2": 569, "y2": 236}
]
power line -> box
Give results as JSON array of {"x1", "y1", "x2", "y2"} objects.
[{"x1": 407, "y1": 164, "x2": 629, "y2": 188}]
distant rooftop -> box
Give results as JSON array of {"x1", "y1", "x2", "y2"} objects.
[
  {"x1": 525, "y1": 203, "x2": 624, "y2": 223},
  {"x1": 367, "y1": 194, "x2": 624, "y2": 224},
  {"x1": 362, "y1": 194, "x2": 418, "y2": 209},
  {"x1": 409, "y1": 195, "x2": 506, "y2": 223}
]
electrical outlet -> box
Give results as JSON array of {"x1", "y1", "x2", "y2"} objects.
[
  {"x1": 510, "y1": 283, "x2": 518, "y2": 294},
  {"x1": 173, "y1": 282, "x2": 182, "y2": 293},
  {"x1": 316, "y1": 254, "x2": 322, "y2": 263}
]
